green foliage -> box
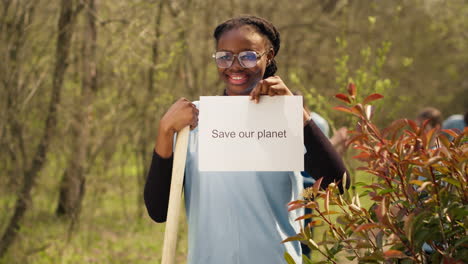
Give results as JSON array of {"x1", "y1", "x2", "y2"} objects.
[
  {"x1": 285, "y1": 83, "x2": 467, "y2": 263},
  {"x1": 289, "y1": 71, "x2": 334, "y2": 128},
  {"x1": 334, "y1": 37, "x2": 399, "y2": 126}
]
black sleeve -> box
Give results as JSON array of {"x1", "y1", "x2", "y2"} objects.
[
  {"x1": 304, "y1": 119, "x2": 350, "y2": 193},
  {"x1": 143, "y1": 151, "x2": 173, "y2": 223}
]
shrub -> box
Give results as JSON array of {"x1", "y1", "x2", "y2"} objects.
[{"x1": 284, "y1": 83, "x2": 467, "y2": 264}]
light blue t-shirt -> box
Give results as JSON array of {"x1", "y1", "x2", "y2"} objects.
[
  {"x1": 182, "y1": 102, "x2": 304, "y2": 264},
  {"x1": 442, "y1": 114, "x2": 466, "y2": 132}
]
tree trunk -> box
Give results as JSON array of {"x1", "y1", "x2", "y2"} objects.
[
  {"x1": 0, "y1": 0, "x2": 79, "y2": 257},
  {"x1": 56, "y1": 0, "x2": 96, "y2": 218},
  {"x1": 1, "y1": 1, "x2": 35, "y2": 191},
  {"x1": 136, "y1": 0, "x2": 165, "y2": 218}
]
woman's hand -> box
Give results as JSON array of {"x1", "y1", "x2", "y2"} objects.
[
  {"x1": 249, "y1": 76, "x2": 293, "y2": 103},
  {"x1": 249, "y1": 76, "x2": 310, "y2": 126},
  {"x1": 155, "y1": 98, "x2": 198, "y2": 157},
  {"x1": 160, "y1": 98, "x2": 199, "y2": 133}
]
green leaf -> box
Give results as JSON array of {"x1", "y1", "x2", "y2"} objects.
[
  {"x1": 404, "y1": 213, "x2": 415, "y2": 243},
  {"x1": 454, "y1": 236, "x2": 468, "y2": 249},
  {"x1": 441, "y1": 177, "x2": 461, "y2": 188},
  {"x1": 449, "y1": 206, "x2": 468, "y2": 218},
  {"x1": 282, "y1": 234, "x2": 304, "y2": 243},
  {"x1": 304, "y1": 224, "x2": 312, "y2": 239},
  {"x1": 320, "y1": 211, "x2": 340, "y2": 216},
  {"x1": 284, "y1": 252, "x2": 296, "y2": 264},
  {"x1": 378, "y1": 188, "x2": 396, "y2": 195},
  {"x1": 376, "y1": 231, "x2": 384, "y2": 249},
  {"x1": 302, "y1": 254, "x2": 313, "y2": 264},
  {"x1": 295, "y1": 214, "x2": 315, "y2": 221},
  {"x1": 409, "y1": 180, "x2": 423, "y2": 186}
]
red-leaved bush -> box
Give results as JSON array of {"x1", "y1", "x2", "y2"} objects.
[{"x1": 284, "y1": 83, "x2": 467, "y2": 264}]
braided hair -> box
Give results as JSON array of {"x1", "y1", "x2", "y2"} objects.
[{"x1": 213, "y1": 15, "x2": 280, "y2": 78}]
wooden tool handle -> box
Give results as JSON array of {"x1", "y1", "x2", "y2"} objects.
[{"x1": 161, "y1": 126, "x2": 190, "y2": 264}]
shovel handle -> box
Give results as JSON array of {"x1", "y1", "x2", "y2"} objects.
[{"x1": 161, "y1": 126, "x2": 190, "y2": 264}]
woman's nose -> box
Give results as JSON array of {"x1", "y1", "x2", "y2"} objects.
[{"x1": 229, "y1": 56, "x2": 243, "y2": 70}]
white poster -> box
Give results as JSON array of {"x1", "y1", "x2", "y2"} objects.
[{"x1": 198, "y1": 96, "x2": 304, "y2": 171}]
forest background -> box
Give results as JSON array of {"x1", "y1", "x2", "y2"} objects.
[{"x1": 0, "y1": 0, "x2": 467, "y2": 263}]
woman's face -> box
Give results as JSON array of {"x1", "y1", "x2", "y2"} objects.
[{"x1": 216, "y1": 25, "x2": 273, "y2": 95}]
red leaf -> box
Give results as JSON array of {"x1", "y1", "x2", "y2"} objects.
[
  {"x1": 375, "y1": 197, "x2": 391, "y2": 225},
  {"x1": 351, "y1": 105, "x2": 363, "y2": 116},
  {"x1": 352, "y1": 152, "x2": 371, "y2": 160},
  {"x1": 335, "y1": 93, "x2": 351, "y2": 104},
  {"x1": 347, "y1": 134, "x2": 368, "y2": 145},
  {"x1": 407, "y1": 119, "x2": 419, "y2": 132},
  {"x1": 382, "y1": 119, "x2": 407, "y2": 139},
  {"x1": 441, "y1": 129, "x2": 460, "y2": 138},
  {"x1": 362, "y1": 93, "x2": 384, "y2": 104},
  {"x1": 312, "y1": 177, "x2": 324, "y2": 196},
  {"x1": 354, "y1": 223, "x2": 380, "y2": 233},
  {"x1": 347, "y1": 82, "x2": 357, "y2": 96},
  {"x1": 308, "y1": 220, "x2": 323, "y2": 227},
  {"x1": 288, "y1": 203, "x2": 304, "y2": 212},
  {"x1": 333, "y1": 106, "x2": 360, "y2": 117},
  {"x1": 438, "y1": 134, "x2": 452, "y2": 148},
  {"x1": 383, "y1": 249, "x2": 407, "y2": 259},
  {"x1": 295, "y1": 214, "x2": 316, "y2": 221},
  {"x1": 305, "y1": 201, "x2": 318, "y2": 210},
  {"x1": 287, "y1": 200, "x2": 303, "y2": 206}
]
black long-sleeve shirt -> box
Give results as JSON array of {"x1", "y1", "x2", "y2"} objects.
[{"x1": 144, "y1": 119, "x2": 349, "y2": 223}]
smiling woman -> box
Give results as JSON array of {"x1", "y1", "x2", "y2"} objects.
[
  {"x1": 213, "y1": 16, "x2": 279, "y2": 96},
  {"x1": 144, "y1": 15, "x2": 349, "y2": 264}
]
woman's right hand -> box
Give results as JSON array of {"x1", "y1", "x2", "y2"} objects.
[
  {"x1": 155, "y1": 98, "x2": 198, "y2": 157},
  {"x1": 160, "y1": 98, "x2": 199, "y2": 133}
]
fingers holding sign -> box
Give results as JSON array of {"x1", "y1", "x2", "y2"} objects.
[{"x1": 250, "y1": 76, "x2": 293, "y2": 103}]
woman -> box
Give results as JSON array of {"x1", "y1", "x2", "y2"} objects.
[{"x1": 144, "y1": 15, "x2": 348, "y2": 264}]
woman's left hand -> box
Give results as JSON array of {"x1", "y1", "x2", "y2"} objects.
[
  {"x1": 250, "y1": 75, "x2": 311, "y2": 126},
  {"x1": 249, "y1": 76, "x2": 293, "y2": 103}
]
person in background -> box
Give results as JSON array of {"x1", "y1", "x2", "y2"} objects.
[
  {"x1": 416, "y1": 107, "x2": 443, "y2": 131},
  {"x1": 442, "y1": 111, "x2": 467, "y2": 132},
  {"x1": 441, "y1": 111, "x2": 467, "y2": 142},
  {"x1": 415, "y1": 107, "x2": 443, "y2": 148}
]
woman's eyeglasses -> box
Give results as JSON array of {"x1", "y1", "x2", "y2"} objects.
[{"x1": 212, "y1": 50, "x2": 268, "y2": 68}]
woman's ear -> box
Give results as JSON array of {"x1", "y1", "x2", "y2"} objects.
[{"x1": 267, "y1": 48, "x2": 275, "y2": 64}]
